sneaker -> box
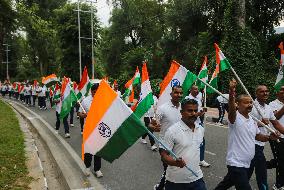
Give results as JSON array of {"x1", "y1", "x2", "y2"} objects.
[
  {"x1": 65, "y1": 133, "x2": 70, "y2": 138},
  {"x1": 39, "y1": 107, "x2": 42, "y2": 110},
  {"x1": 55, "y1": 130, "x2": 59, "y2": 134},
  {"x1": 44, "y1": 107, "x2": 47, "y2": 110},
  {"x1": 199, "y1": 160, "x2": 210, "y2": 167},
  {"x1": 153, "y1": 184, "x2": 159, "y2": 190},
  {"x1": 84, "y1": 167, "x2": 91, "y2": 176},
  {"x1": 70, "y1": 124, "x2": 74, "y2": 127},
  {"x1": 141, "y1": 139, "x2": 147, "y2": 144},
  {"x1": 81, "y1": 131, "x2": 83, "y2": 135},
  {"x1": 273, "y1": 184, "x2": 278, "y2": 190},
  {"x1": 151, "y1": 145, "x2": 158, "y2": 151},
  {"x1": 77, "y1": 116, "x2": 80, "y2": 119},
  {"x1": 95, "y1": 170, "x2": 103, "y2": 178}
]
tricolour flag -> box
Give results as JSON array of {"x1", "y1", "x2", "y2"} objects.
[
  {"x1": 82, "y1": 80, "x2": 147, "y2": 162},
  {"x1": 274, "y1": 42, "x2": 284, "y2": 91},
  {"x1": 77, "y1": 66, "x2": 91, "y2": 100},
  {"x1": 214, "y1": 43, "x2": 231, "y2": 72},
  {"x1": 42, "y1": 74, "x2": 59, "y2": 84},
  {"x1": 207, "y1": 44, "x2": 231, "y2": 94},
  {"x1": 59, "y1": 77, "x2": 77, "y2": 119},
  {"x1": 53, "y1": 83, "x2": 60, "y2": 101},
  {"x1": 158, "y1": 60, "x2": 197, "y2": 107},
  {"x1": 134, "y1": 62, "x2": 154, "y2": 118},
  {"x1": 122, "y1": 67, "x2": 140, "y2": 103},
  {"x1": 196, "y1": 56, "x2": 208, "y2": 90}
]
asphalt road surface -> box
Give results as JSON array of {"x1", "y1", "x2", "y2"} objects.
[{"x1": 5, "y1": 97, "x2": 277, "y2": 190}]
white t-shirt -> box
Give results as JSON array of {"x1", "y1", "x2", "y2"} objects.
[
  {"x1": 1, "y1": 85, "x2": 7, "y2": 91},
  {"x1": 217, "y1": 94, "x2": 229, "y2": 104},
  {"x1": 269, "y1": 99, "x2": 284, "y2": 138},
  {"x1": 144, "y1": 95, "x2": 158, "y2": 118},
  {"x1": 156, "y1": 101, "x2": 181, "y2": 141},
  {"x1": 163, "y1": 121, "x2": 204, "y2": 183},
  {"x1": 184, "y1": 93, "x2": 202, "y2": 124},
  {"x1": 32, "y1": 86, "x2": 37, "y2": 95},
  {"x1": 24, "y1": 86, "x2": 31, "y2": 96},
  {"x1": 79, "y1": 95, "x2": 93, "y2": 114},
  {"x1": 251, "y1": 99, "x2": 276, "y2": 146},
  {"x1": 226, "y1": 111, "x2": 260, "y2": 168}
]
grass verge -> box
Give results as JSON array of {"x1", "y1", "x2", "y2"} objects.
[{"x1": 0, "y1": 99, "x2": 31, "y2": 189}]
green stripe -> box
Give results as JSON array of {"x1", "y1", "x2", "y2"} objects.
[
  {"x1": 182, "y1": 71, "x2": 197, "y2": 99},
  {"x1": 207, "y1": 77, "x2": 218, "y2": 94},
  {"x1": 134, "y1": 92, "x2": 154, "y2": 118},
  {"x1": 220, "y1": 59, "x2": 231, "y2": 72},
  {"x1": 59, "y1": 92, "x2": 77, "y2": 119},
  {"x1": 96, "y1": 113, "x2": 147, "y2": 163},
  {"x1": 133, "y1": 76, "x2": 141, "y2": 85},
  {"x1": 274, "y1": 78, "x2": 284, "y2": 92}
]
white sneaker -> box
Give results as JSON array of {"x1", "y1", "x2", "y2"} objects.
[
  {"x1": 153, "y1": 184, "x2": 159, "y2": 190},
  {"x1": 70, "y1": 124, "x2": 74, "y2": 127},
  {"x1": 199, "y1": 160, "x2": 210, "y2": 167},
  {"x1": 151, "y1": 145, "x2": 158, "y2": 151},
  {"x1": 141, "y1": 139, "x2": 147, "y2": 144},
  {"x1": 95, "y1": 170, "x2": 103, "y2": 178},
  {"x1": 273, "y1": 184, "x2": 284, "y2": 190},
  {"x1": 65, "y1": 133, "x2": 70, "y2": 138},
  {"x1": 55, "y1": 130, "x2": 59, "y2": 134},
  {"x1": 84, "y1": 167, "x2": 91, "y2": 176}
]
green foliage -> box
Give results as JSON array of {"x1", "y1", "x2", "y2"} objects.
[{"x1": 0, "y1": 100, "x2": 31, "y2": 189}]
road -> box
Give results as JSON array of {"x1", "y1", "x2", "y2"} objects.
[{"x1": 5, "y1": 97, "x2": 276, "y2": 190}]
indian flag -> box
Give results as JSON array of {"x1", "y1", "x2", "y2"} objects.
[
  {"x1": 42, "y1": 74, "x2": 59, "y2": 85},
  {"x1": 53, "y1": 83, "x2": 61, "y2": 101},
  {"x1": 207, "y1": 63, "x2": 219, "y2": 94},
  {"x1": 77, "y1": 66, "x2": 91, "y2": 100},
  {"x1": 158, "y1": 60, "x2": 197, "y2": 107},
  {"x1": 59, "y1": 77, "x2": 77, "y2": 119},
  {"x1": 82, "y1": 80, "x2": 147, "y2": 162},
  {"x1": 274, "y1": 42, "x2": 284, "y2": 91},
  {"x1": 207, "y1": 44, "x2": 231, "y2": 94},
  {"x1": 196, "y1": 56, "x2": 208, "y2": 90},
  {"x1": 122, "y1": 67, "x2": 140, "y2": 103},
  {"x1": 214, "y1": 43, "x2": 231, "y2": 71},
  {"x1": 134, "y1": 62, "x2": 154, "y2": 118}
]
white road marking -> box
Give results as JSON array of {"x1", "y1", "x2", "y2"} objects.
[{"x1": 205, "y1": 150, "x2": 216, "y2": 156}]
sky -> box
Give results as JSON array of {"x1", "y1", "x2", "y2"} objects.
[{"x1": 96, "y1": 0, "x2": 112, "y2": 26}]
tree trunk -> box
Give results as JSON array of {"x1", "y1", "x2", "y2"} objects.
[{"x1": 236, "y1": 0, "x2": 245, "y2": 29}]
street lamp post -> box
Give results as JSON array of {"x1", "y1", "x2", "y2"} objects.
[{"x1": 2, "y1": 44, "x2": 10, "y2": 80}]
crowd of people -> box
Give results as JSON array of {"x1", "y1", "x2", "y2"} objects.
[{"x1": 1, "y1": 78, "x2": 284, "y2": 190}]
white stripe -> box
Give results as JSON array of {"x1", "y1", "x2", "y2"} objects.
[
  {"x1": 84, "y1": 97, "x2": 132, "y2": 155},
  {"x1": 140, "y1": 79, "x2": 152, "y2": 100},
  {"x1": 219, "y1": 51, "x2": 226, "y2": 61},
  {"x1": 157, "y1": 65, "x2": 188, "y2": 107}
]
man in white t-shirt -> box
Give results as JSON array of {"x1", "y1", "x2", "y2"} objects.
[
  {"x1": 215, "y1": 80, "x2": 278, "y2": 190},
  {"x1": 161, "y1": 98, "x2": 206, "y2": 190},
  {"x1": 78, "y1": 83, "x2": 103, "y2": 178},
  {"x1": 249, "y1": 85, "x2": 284, "y2": 190},
  {"x1": 268, "y1": 86, "x2": 284, "y2": 190},
  {"x1": 216, "y1": 93, "x2": 229, "y2": 125},
  {"x1": 140, "y1": 94, "x2": 158, "y2": 151},
  {"x1": 185, "y1": 85, "x2": 210, "y2": 167},
  {"x1": 153, "y1": 85, "x2": 183, "y2": 190}
]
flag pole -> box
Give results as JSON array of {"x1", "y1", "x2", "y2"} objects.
[
  {"x1": 141, "y1": 124, "x2": 198, "y2": 177},
  {"x1": 196, "y1": 77, "x2": 277, "y2": 134},
  {"x1": 228, "y1": 66, "x2": 274, "y2": 127}
]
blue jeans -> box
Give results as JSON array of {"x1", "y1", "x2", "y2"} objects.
[
  {"x1": 248, "y1": 145, "x2": 268, "y2": 190},
  {"x1": 165, "y1": 178, "x2": 207, "y2": 190}
]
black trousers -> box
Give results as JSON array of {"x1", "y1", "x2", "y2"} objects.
[
  {"x1": 270, "y1": 139, "x2": 284, "y2": 188},
  {"x1": 248, "y1": 145, "x2": 268, "y2": 190},
  {"x1": 156, "y1": 152, "x2": 168, "y2": 190},
  {"x1": 32, "y1": 95, "x2": 37, "y2": 106},
  {"x1": 141, "y1": 117, "x2": 155, "y2": 146},
  {"x1": 25, "y1": 95, "x2": 31, "y2": 105},
  {"x1": 70, "y1": 106, "x2": 74, "y2": 125},
  {"x1": 56, "y1": 111, "x2": 69, "y2": 134},
  {"x1": 84, "y1": 153, "x2": 101, "y2": 172},
  {"x1": 214, "y1": 166, "x2": 252, "y2": 190}
]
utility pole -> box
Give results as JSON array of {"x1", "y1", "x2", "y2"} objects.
[
  {"x1": 77, "y1": 0, "x2": 82, "y2": 80},
  {"x1": 2, "y1": 44, "x2": 10, "y2": 80},
  {"x1": 75, "y1": 0, "x2": 97, "y2": 80}
]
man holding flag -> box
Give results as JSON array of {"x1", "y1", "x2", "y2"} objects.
[{"x1": 78, "y1": 83, "x2": 103, "y2": 178}]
